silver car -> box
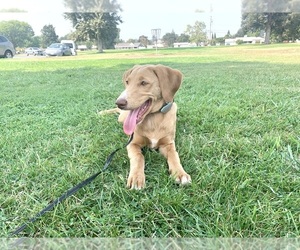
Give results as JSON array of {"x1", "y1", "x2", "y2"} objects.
[
  {"x1": 45, "y1": 43, "x2": 72, "y2": 56},
  {"x1": 0, "y1": 35, "x2": 15, "y2": 58},
  {"x1": 25, "y1": 47, "x2": 44, "y2": 56}
]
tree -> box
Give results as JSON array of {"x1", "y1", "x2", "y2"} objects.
[
  {"x1": 0, "y1": 20, "x2": 34, "y2": 48},
  {"x1": 29, "y1": 36, "x2": 42, "y2": 47},
  {"x1": 224, "y1": 30, "x2": 233, "y2": 39},
  {"x1": 162, "y1": 31, "x2": 178, "y2": 47},
  {"x1": 63, "y1": 0, "x2": 122, "y2": 52},
  {"x1": 98, "y1": 13, "x2": 122, "y2": 49},
  {"x1": 235, "y1": 28, "x2": 245, "y2": 37},
  {"x1": 184, "y1": 21, "x2": 207, "y2": 46},
  {"x1": 138, "y1": 35, "x2": 149, "y2": 47},
  {"x1": 276, "y1": 13, "x2": 300, "y2": 41},
  {"x1": 126, "y1": 38, "x2": 137, "y2": 43},
  {"x1": 40, "y1": 25, "x2": 59, "y2": 48},
  {"x1": 241, "y1": 0, "x2": 299, "y2": 44},
  {"x1": 177, "y1": 33, "x2": 190, "y2": 43},
  {"x1": 64, "y1": 0, "x2": 121, "y2": 12}
]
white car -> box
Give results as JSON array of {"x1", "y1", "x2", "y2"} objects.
[
  {"x1": 25, "y1": 47, "x2": 44, "y2": 56},
  {"x1": 61, "y1": 40, "x2": 77, "y2": 55}
]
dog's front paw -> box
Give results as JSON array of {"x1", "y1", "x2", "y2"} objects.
[
  {"x1": 172, "y1": 172, "x2": 192, "y2": 185},
  {"x1": 127, "y1": 172, "x2": 145, "y2": 190}
]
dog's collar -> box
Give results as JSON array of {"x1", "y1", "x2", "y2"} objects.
[{"x1": 160, "y1": 102, "x2": 173, "y2": 114}]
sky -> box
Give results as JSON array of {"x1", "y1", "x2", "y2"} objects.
[{"x1": 0, "y1": 0, "x2": 242, "y2": 40}]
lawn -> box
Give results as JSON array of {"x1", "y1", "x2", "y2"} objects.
[{"x1": 0, "y1": 44, "x2": 299, "y2": 238}]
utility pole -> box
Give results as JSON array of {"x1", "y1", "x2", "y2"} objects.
[{"x1": 209, "y1": 4, "x2": 213, "y2": 44}]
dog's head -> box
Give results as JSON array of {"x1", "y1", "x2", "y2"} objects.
[{"x1": 116, "y1": 64, "x2": 183, "y2": 135}]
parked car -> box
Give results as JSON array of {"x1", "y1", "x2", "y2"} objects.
[
  {"x1": 45, "y1": 43, "x2": 72, "y2": 56},
  {"x1": 61, "y1": 40, "x2": 77, "y2": 55},
  {"x1": 25, "y1": 47, "x2": 44, "y2": 56},
  {"x1": 0, "y1": 35, "x2": 15, "y2": 58}
]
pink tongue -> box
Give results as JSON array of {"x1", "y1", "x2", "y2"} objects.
[{"x1": 123, "y1": 108, "x2": 140, "y2": 135}]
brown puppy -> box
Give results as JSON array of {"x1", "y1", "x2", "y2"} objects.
[{"x1": 116, "y1": 64, "x2": 191, "y2": 189}]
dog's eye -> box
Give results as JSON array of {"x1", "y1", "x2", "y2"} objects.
[
  {"x1": 141, "y1": 81, "x2": 147, "y2": 86},
  {"x1": 125, "y1": 80, "x2": 129, "y2": 85}
]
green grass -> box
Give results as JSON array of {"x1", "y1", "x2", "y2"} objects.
[{"x1": 0, "y1": 44, "x2": 299, "y2": 237}]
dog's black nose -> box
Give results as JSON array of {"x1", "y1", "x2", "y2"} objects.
[{"x1": 116, "y1": 98, "x2": 127, "y2": 109}]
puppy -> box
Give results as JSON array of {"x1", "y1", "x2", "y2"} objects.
[{"x1": 115, "y1": 64, "x2": 191, "y2": 189}]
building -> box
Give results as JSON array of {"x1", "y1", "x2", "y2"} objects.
[
  {"x1": 225, "y1": 36, "x2": 265, "y2": 45},
  {"x1": 173, "y1": 42, "x2": 197, "y2": 48},
  {"x1": 114, "y1": 42, "x2": 146, "y2": 49},
  {"x1": 78, "y1": 45, "x2": 88, "y2": 51}
]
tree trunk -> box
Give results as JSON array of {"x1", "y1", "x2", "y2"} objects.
[
  {"x1": 97, "y1": 32, "x2": 103, "y2": 53},
  {"x1": 97, "y1": 39, "x2": 103, "y2": 53},
  {"x1": 264, "y1": 13, "x2": 272, "y2": 44}
]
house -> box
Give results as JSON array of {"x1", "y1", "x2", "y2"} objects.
[
  {"x1": 225, "y1": 36, "x2": 265, "y2": 45},
  {"x1": 153, "y1": 41, "x2": 165, "y2": 48},
  {"x1": 78, "y1": 45, "x2": 88, "y2": 51},
  {"x1": 173, "y1": 42, "x2": 197, "y2": 48},
  {"x1": 224, "y1": 39, "x2": 237, "y2": 46},
  {"x1": 115, "y1": 42, "x2": 146, "y2": 49}
]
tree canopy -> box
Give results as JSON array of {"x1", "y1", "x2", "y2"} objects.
[
  {"x1": 177, "y1": 33, "x2": 190, "y2": 43},
  {"x1": 0, "y1": 20, "x2": 34, "y2": 47},
  {"x1": 138, "y1": 35, "x2": 149, "y2": 47},
  {"x1": 40, "y1": 25, "x2": 59, "y2": 48},
  {"x1": 162, "y1": 31, "x2": 178, "y2": 47},
  {"x1": 185, "y1": 21, "x2": 207, "y2": 45},
  {"x1": 64, "y1": 0, "x2": 121, "y2": 13},
  {"x1": 64, "y1": 0, "x2": 122, "y2": 52},
  {"x1": 241, "y1": 0, "x2": 300, "y2": 43}
]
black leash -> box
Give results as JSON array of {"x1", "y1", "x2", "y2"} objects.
[{"x1": 9, "y1": 134, "x2": 133, "y2": 237}]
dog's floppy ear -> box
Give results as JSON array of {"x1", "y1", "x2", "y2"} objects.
[{"x1": 152, "y1": 65, "x2": 183, "y2": 103}]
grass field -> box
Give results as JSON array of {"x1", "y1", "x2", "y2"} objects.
[{"x1": 0, "y1": 44, "x2": 300, "y2": 237}]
